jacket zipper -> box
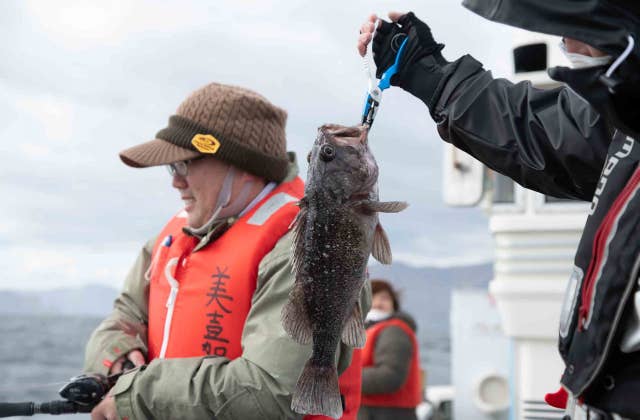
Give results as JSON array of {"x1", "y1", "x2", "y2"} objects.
[
  {"x1": 578, "y1": 167, "x2": 640, "y2": 329},
  {"x1": 578, "y1": 253, "x2": 640, "y2": 396}
]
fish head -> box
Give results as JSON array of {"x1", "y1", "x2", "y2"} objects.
[{"x1": 307, "y1": 124, "x2": 379, "y2": 201}]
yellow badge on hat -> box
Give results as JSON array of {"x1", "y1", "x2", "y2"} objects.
[{"x1": 191, "y1": 134, "x2": 221, "y2": 154}]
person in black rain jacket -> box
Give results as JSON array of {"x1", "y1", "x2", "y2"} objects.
[{"x1": 358, "y1": 2, "x2": 640, "y2": 419}]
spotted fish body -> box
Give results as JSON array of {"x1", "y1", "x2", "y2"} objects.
[{"x1": 282, "y1": 124, "x2": 407, "y2": 418}]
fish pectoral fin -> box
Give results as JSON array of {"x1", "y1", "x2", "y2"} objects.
[
  {"x1": 342, "y1": 302, "x2": 366, "y2": 348},
  {"x1": 281, "y1": 282, "x2": 312, "y2": 345},
  {"x1": 354, "y1": 200, "x2": 409, "y2": 213},
  {"x1": 372, "y1": 223, "x2": 392, "y2": 264},
  {"x1": 374, "y1": 200, "x2": 409, "y2": 213}
]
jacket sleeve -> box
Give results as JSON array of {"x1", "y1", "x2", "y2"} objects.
[
  {"x1": 361, "y1": 326, "x2": 413, "y2": 395},
  {"x1": 83, "y1": 239, "x2": 153, "y2": 374},
  {"x1": 111, "y1": 231, "x2": 371, "y2": 420},
  {"x1": 421, "y1": 55, "x2": 613, "y2": 201}
]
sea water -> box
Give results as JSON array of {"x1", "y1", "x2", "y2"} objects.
[{"x1": 0, "y1": 314, "x2": 450, "y2": 419}]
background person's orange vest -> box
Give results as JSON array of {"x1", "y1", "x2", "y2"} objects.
[
  {"x1": 361, "y1": 318, "x2": 422, "y2": 408},
  {"x1": 146, "y1": 176, "x2": 362, "y2": 419}
]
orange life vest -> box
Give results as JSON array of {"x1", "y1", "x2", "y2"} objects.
[
  {"x1": 146, "y1": 176, "x2": 362, "y2": 419},
  {"x1": 147, "y1": 177, "x2": 304, "y2": 360},
  {"x1": 361, "y1": 318, "x2": 422, "y2": 408}
]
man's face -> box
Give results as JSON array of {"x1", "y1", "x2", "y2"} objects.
[
  {"x1": 564, "y1": 38, "x2": 607, "y2": 57},
  {"x1": 171, "y1": 156, "x2": 230, "y2": 228}
]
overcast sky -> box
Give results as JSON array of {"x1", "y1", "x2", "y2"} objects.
[{"x1": 0, "y1": 0, "x2": 524, "y2": 290}]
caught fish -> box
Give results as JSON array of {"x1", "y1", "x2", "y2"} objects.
[{"x1": 282, "y1": 124, "x2": 408, "y2": 418}]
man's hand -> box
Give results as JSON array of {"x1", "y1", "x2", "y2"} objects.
[
  {"x1": 357, "y1": 12, "x2": 447, "y2": 88},
  {"x1": 109, "y1": 349, "x2": 145, "y2": 374},
  {"x1": 357, "y1": 12, "x2": 405, "y2": 57},
  {"x1": 91, "y1": 394, "x2": 118, "y2": 420},
  {"x1": 357, "y1": 11, "x2": 452, "y2": 108}
]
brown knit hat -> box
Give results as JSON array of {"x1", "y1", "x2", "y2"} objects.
[{"x1": 119, "y1": 83, "x2": 290, "y2": 182}]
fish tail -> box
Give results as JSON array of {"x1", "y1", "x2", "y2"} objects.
[{"x1": 291, "y1": 360, "x2": 342, "y2": 419}]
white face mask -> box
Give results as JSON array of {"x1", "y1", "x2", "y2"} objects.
[
  {"x1": 365, "y1": 308, "x2": 392, "y2": 323},
  {"x1": 186, "y1": 166, "x2": 255, "y2": 235},
  {"x1": 559, "y1": 41, "x2": 612, "y2": 69}
]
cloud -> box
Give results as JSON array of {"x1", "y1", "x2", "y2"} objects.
[
  {"x1": 0, "y1": 0, "x2": 520, "y2": 289},
  {"x1": 14, "y1": 94, "x2": 74, "y2": 143}
]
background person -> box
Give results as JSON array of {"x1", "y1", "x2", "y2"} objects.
[
  {"x1": 85, "y1": 82, "x2": 370, "y2": 420},
  {"x1": 358, "y1": 2, "x2": 640, "y2": 418},
  {"x1": 359, "y1": 279, "x2": 422, "y2": 420}
]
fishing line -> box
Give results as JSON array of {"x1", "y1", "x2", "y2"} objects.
[{"x1": 362, "y1": 19, "x2": 380, "y2": 96}]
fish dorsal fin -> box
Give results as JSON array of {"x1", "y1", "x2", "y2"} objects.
[
  {"x1": 341, "y1": 301, "x2": 366, "y2": 348},
  {"x1": 372, "y1": 223, "x2": 392, "y2": 264},
  {"x1": 290, "y1": 198, "x2": 308, "y2": 276},
  {"x1": 354, "y1": 200, "x2": 409, "y2": 213}
]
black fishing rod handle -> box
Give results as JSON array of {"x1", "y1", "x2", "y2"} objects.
[
  {"x1": 0, "y1": 402, "x2": 36, "y2": 417},
  {"x1": 39, "y1": 400, "x2": 86, "y2": 414},
  {"x1": 0, "y1": 400, "x2": 92, "y2": 417}
]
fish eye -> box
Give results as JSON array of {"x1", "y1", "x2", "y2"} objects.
[
  {"x1": 307, "y1": 151, "x2": 312, "y2": 163},
  {"x1": 320, "y1": 144, "x2": 335, "y2": 162}
]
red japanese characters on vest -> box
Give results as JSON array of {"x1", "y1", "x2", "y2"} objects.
[
  {"x1": 147, "y1": 177, "x2": 303, "y2": 360},
  {"x1": 361, "y1": 318, "x2": 422, "y2": 408}
]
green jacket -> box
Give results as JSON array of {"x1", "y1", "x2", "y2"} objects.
[{"x1": 84, "y1": 160, "x2": 372, "y2": 419}]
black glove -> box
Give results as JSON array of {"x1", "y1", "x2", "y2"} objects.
[{"x1": 372, "y1": 12, "x2": 447, "y2": 86}]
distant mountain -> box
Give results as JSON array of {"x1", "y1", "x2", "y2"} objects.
[
  {"x1": 368, "y1": 261, "x2": 493, "y2": 337},
  {"x1": 0, "y1": 262, "x2": 492, "y2": 385},
  {"x1": 0, "y1": 284, "x2": 118, "y2": 316},
  {"x1": 0, "y1": 262, "x2": 492, "y2": 319},
  {"x1": 369, "y1": 261, "x2": 493, "y2": 289}
]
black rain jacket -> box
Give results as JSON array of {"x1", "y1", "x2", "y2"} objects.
[{"x1": 410, "y1": 0, "x2": 640, "y2": 416}]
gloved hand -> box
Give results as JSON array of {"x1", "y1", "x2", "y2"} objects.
[
  {"x1": 358, "y1": 12, "x2": 451, "y2": 108},
  {"x1": 372, "y1": 13, "x2": 447, "y2": 86}
]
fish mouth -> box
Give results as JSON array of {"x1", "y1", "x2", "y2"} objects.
[{"x1": 320, "y1": 124, "x2": 368, "y2": 146}]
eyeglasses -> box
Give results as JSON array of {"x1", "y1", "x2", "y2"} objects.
[{"x1": 166, "y1": 157, "x2": 204, "y2": 177}]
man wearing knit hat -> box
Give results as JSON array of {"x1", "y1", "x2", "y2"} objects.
[{"x1": 85, "y1": 83, "x2": 370, "y2": 420}]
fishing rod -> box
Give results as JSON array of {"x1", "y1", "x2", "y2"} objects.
[{"x1": 0, "y1": 361, "x2": 135, "y2": 417}]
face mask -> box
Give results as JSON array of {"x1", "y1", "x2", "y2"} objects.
[
  {"x1": 559, "y1": 41, "x2": 612, "y2": 69},
  {"x1": 365, "y1": 308, "x2": 392, "y2": 323},
  {"x1": 186, "y1": 166, "x2": 254, "y2": 235}
]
